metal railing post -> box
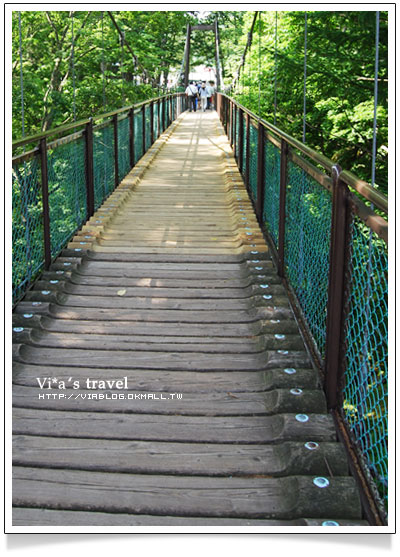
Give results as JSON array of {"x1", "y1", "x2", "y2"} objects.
[
  {"x1": 84, "y1": 118, "x2": 95, "y2": 219},
  {"x1": 277, "y1": 139, "x2": 289, "y2": 277},
  {"x1": 39, "y1": 137, "x2": 52, "y2": 269},
  {"x1": 150, "y1": 101, "x2": 154, "y2": 145},
  {"x1": 141, "y1": 104, "x2": 146, "y2": 155},
  {"x1": 245, "y1": 112, "x2": 250, "y2": 188},
  {"x1": 324, "y1": 164, "x2": 350, "y2": 409},
  {"x1": 129, "y1": 107, "x2": 135, "y2": 168},
  {"x1": 233, "y1": 104, "x2": 237, "y2": 155},
  {"x1": 256, "y1": 122, "x2": 265, "y2": 223},
  {"x1": 229, "y1": 101, "x2": 233, "y2": 146},
  {"x1": 238, "y1": 108, "x2": 244, "y2": 173},
  {"x1": 157, "y1": 98, "x2": 161, "y2": 137},
  {"x1": 113, "y1": 114, "x2": 119, "y2": 189}
]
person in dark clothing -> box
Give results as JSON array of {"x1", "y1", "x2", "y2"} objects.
[{"x1": 185, "y1": 81, "x2": 198, "y2": 112}]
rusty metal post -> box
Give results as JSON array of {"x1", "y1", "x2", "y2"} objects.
[
  {"x1": 113, "y1": 114, "x2": 119, "y2": 189},
  {"x1": 84, "y1": 118, "x2": 95, "y2": 219},
  {"x1": 256, "y1": 122, "x2": 265, "y2": 223},
  {"x1": 39, "y1": 137, "x2": 52, "y2": 269},
  {"x1": 324, "y1": 164, "x2": 350, "y2": 409},
  {"x1": 238, "y1": 108, "x2": 244, "y2": 173},
  {"x1": 245, "y1": 112, "x2": 250, "y2": 188},
  {"x1": 129, "y1": 108, "x2": 135, "y2": 167},
  {"x1": 232, "y1": 104, "x2": 237, "y2": 154},
  {"x1": 277, "y1": 139, "x2": 289, "y2": 277},
  {"x1": 150, "y1": 101, "x2": 154, "y2": 145},
  {"x1": 141, "y1": 104, "x2": 146, "y2": 155},
  {"x1": 184, "y1": 24, "x2": 191, "y2": 89},
  {"x1": 230, "y1": 101, "x2": 233, "y2": 146},
  {"x1": 157, "y1": 99, "x2": 161, "y2": 137}
]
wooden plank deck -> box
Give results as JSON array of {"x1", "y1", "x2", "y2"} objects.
[{"x1": 12, "y1": 110, "x2": 366, "y2": 527}]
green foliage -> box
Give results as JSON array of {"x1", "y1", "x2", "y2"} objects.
[
  {"x1": 228, "y1": 10, "x2": 388, "y2": 193},
  {"x1": 13, "y1": 9, "x2": 389, "y2": 193},
  {"x1": 12, "y1": 10, "x2": 190, "y2": 137}
]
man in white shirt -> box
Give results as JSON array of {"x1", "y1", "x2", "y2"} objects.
[
  {"x1": 185, "y1": 82, "x2": 198, "y2": 112},
  {"x1": 199, "y1": 82, "x2": 208, "y2": 112}
]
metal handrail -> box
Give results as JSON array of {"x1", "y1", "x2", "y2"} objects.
[
  {"x1": 12, "y1": 93, "x2": 177, "y2": 150},
  {"x1": 226, "y1": 96, "x2": 388, "y2": 214}
]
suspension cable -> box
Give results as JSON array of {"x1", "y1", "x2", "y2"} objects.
[
  {"x1": 303, "y1": 12, "x2": 307, "y2": 144},
  {"x1": 371, "y1": 11, "x2": 380, "y2": 193},
  {"x1": 121, "y1": 30, "x2": 125, "y2": 106},
  {"x1": 18, "y1": 12, "x2": 25, "y2": 139},
  {"x1": 71, "y1": 12, "x2": 76, "y2": 122},
  {"x1": 274, "y1": 11, "x2": 278, "y2": 126},
  {"x1": 230, "y1": 12, "x2": 258, "y2": 92},
  {"x1": 258, "y1": 12, "x2": 261, "y2": 118},
  {"x1": 101, "y1": 12, "x2": 106, "y2": 110}
]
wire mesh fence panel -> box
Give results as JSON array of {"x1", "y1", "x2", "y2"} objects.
[
  {"x1": 263, "y1": 139, "x2": 281, "y2": 248},
  {"x1": 160, "y1": 101, "x2": 165, "y2": 133},
  {"x1": 12, "y1": 156, "x2": 44, "y2": 305},
  {"x1": 47, "y1": 137, "x2": 87, "y2": 257},
  {"x1": 153, "y1": 104, "x2": 159, "y2": 140},
  {"x1": 134, "y1": 110, "x2": 143, "y2": 163},
  {"x1": 167, "y1": 98, "x2": 171, "y2": 126},
  {"x1": 117, "y1": 116, "x2": 130, "y2": 182},
  {"x1": 242, "y1": 116, "x2": 247, "y2": 178},
  {"x1": 284, "y1": 160, "x2": 332, "y2": 357},
  {"x1": 93, "y1": 124, "x2": 115, "y2": 210},
  {"x1": 145, "y1": 105, "x2": 151, "y2": 151},
  {"x1": 341, "y1": 215, "x2": 388, "y2": 509},
  {"x1": 235, "y1": 110, "x2": 239, "y2": 159},
  {"x1": 248, "y1": 123, "x2": 258, "y2": 203}
]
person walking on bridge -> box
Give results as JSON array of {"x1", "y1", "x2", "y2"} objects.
[
  {"x1": 185, "y1": 81, "x2": 198, "y2": 112},
  {"x1": 199, "y1": 82, "x2": 208, "y2": 112}
]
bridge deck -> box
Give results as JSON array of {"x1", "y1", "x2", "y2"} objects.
[{"x1": 12, "y1": 111, "x2": 365, "y2": 527}]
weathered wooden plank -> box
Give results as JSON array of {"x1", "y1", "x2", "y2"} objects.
[
  {"x1": 13, "y1": 408, "x2": 337, "y2": 443},
  {"x1": 12, "y1": 385, "x2": 327, "y2": 415},
  {"x1": 62, "y1": 283, "x2": 265, "y2": 299},
  {"x1": 11, "y1": 507, "x2": 369, "y2": 527},
  {"x1": 70, "y1": 275, "x2": 272, "y2": 289},
  {"x1": 20, "y1": 330, "x2": 304, "y2": 353},
  {"x1": 12, "y1": 436, "x2": 348, "y2": 476},
  {"x1": 16, "y1": 315, "x2": 261, "y2": 337},
  {"x1": 12, "y1": 467, "x2": 362, "y2": 519},
  {"x1": 15, "y1": 344, "x2": 305, "y2": 371},
  {"x1": 83, "y1": 250, "x2": 270, "y2": 264},
  {"x1": 13, "y1": 364, "x2": 320, "y2": 391},
  {"x1": 30, "y1": 293, "x2": 256, "y2": 311},
  {"x1": 42, "y1": 306, "x2": 290, "y2": 325}
]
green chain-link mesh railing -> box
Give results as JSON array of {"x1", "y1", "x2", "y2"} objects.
[
  {"x1": 134, "y1": 109, "x2": 144, "y2": 162},
  {"x1": 248, "y1": 123, "x2": 258, "y2": 203},
  {"x1": 285, "y1": 161, "x2": 332, "y2": 357},
  {"x1": 12, "y1": 157, "x2": 44, "y2": 303},
  {"x1": 263, "y1": 139, "x2": 280, "y2": 247},
  {"x1": 93, "y1": 124, "x2": 115, "y2": 210},
  {"x1": 341, "y1": 215, "x2": 388, "y2": 507},
  {"x1": 117, "y1": 115, "x2": 130, "y2": 183},
  {"x1": 47, "y1": 136, "x2": 87, "y2": 256},
  {"x1": 12, "y1": 94, "x2": 184, "y2": 306},
  {"x1": 221, "y1": 94, "x2": 388, "y2": 519}
]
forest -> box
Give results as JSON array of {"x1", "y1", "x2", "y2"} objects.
[{"x1": 12, "y1": 10, "x2": 388, "y2": 194}]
